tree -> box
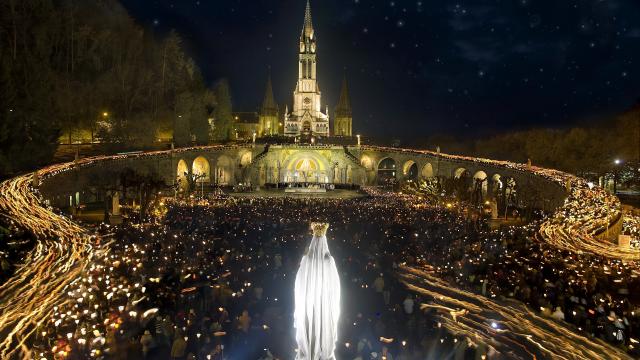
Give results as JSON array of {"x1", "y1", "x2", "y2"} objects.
[
  {"x1": 0, "y1": 0, "x2": 61, "y2": 177},
  {"x1": 212, "y1": 79, "x2": 233, "y2": 142},
  {"x1": 174, "y1": 88, "x2": 215, "y2": 146},
  {"x1": 190, "y1": 90, "x2": 215, "y2": 145},
  {"x1": 118, "y1": 168, "x2": 165, "y2": 223},
  {"x1": 0, "y1": 0, "x2": 216, "y2": 176},
  {"x1": 173, "y1": 98, "x2": 192, "y2": 147},
  {"x1": 611, "y1": 102, "x2": 640, "y2": 163}
]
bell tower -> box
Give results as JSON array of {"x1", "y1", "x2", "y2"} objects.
[
  {"x1": 298, "y1": 0, "x2": 317, "y2": 86},
  {"x1": 259, "y1": 72, "x2": 279, "y2": 136},
  {"x1": 334, "y1": 75, "x2": 352, "y2": 136},
  {"x1": 285, "y1": 0, "x2": 330, "y2": 137}
]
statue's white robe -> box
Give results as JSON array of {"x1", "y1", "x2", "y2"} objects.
[{"x1": 294, "y1": 233, "x2": 341, "y2": 360}]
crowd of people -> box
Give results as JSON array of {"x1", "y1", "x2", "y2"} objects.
[
  {"x1": 444, "y1": 223, "x2": 640, "y2": 355},
  {"x1": 28, "y1": 188, "x2": 640, "y2": 359}
]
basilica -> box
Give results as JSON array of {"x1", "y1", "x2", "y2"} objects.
[{"x1": 255, "y1": 0, "x2": 353, "y2": 139}]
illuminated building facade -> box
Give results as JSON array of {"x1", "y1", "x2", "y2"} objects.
[{"x1": 284, "y1": 1, "x2": 330, "y2": 137}]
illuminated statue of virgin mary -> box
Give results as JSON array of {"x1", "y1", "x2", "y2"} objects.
[{"x1": 294, "y1": 222, "x2": 341, "y2": 360}]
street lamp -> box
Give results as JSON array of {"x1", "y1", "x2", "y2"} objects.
[{"x1": 613, "y1": 159, "x2": 622, "y2": 193}]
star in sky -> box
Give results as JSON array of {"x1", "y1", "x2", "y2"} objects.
[{"x1": 120, "y1": 0, "x2": 640, "y2": 139}]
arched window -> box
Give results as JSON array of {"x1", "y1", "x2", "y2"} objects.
[{"x1": 377, "y1": 158, "x2": 397, "y2": 184}]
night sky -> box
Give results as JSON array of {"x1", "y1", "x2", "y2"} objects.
[{"x1": 120, "y1": 0, "x2": 640, "y2": 139}]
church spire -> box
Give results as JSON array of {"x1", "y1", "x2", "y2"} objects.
[
  {"x1": 261, "y1": 71, "x2": 278, "y2": 117},
  {"x1": 333, "y1": 73, "x2": 352, "y2": 137},
  {"x1": 302, "y1": 0, "x2": 314, "y2": 39},
  {"x1": 335, "y1": 75, "x2": 352, "y2": 117}
]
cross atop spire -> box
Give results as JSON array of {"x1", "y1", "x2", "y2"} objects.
[{"x1": 302, "y1": 0, "x2": 314, "y2": 39}]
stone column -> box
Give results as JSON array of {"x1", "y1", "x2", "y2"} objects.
[
  {"x1": 490, "y1": 200, "x2": 498, "y2": 219},
  {"x1": 112, "y1": 191, "x2": 121, "y2": 216}
]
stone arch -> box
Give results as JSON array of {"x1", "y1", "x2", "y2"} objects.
[
  {"x1": 377, "y1": 157, "x2": 397, "y2": 184},
  {"x1": 491, "y1": 173, "x2": 503, "y2": 197},
  {"x1": 215, "y1": 155, "x2": 233, "y2": 185},
  {"x1": 360, "y1": 155, "x2": 374, "y2": 171},
  {"x1": 454, "y1": 167, "x2": 469, "y2": 179},
  {"x1": 452, "y1": 167, "x2": 472, "y2": 200},
  {"x1": 176, "y1": 159, "x2": 189, "y2": 190},
  {"x1": 192, "y1": 156, "x2": 211, "y2": 183},
  {"x1": 294, "y1": 157, "x2": 320, "y2": 182},
  {"x1": 239, "y1": 151, "x2": 252, "y2": 167},
  {"x1": 282, "y1": 151, "x2": 331, "y2": 183},
  {"x1": 421, "y1": 163, "x2": 434, "y2": 178},
  {"x1": 402, "y1": 160, "x2": 418, "y2": 181},
  {"x1": 491, "y1": 174, "x2": 502, "y2": 188},
  {"x1": 473, "y1": 170, "x2": 488, "y2": 198}
]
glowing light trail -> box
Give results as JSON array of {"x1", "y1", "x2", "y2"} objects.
[
  {"x1": 399, "y1": 265, "x2": 632, "y2": 360},
  {"x1": 366, "y1": 145, "x2": 640, "y2": 262},
  {"x1": 0, "y1": 143, "x2": 636, "y2": 358},
  {"x1": 0, "y1": 166, "x2": 94, "y2": 359}
]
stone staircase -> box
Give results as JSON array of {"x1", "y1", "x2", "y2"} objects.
[
  {"x1": 343, "y1": 146, "x2": 361, "y2": 166},
  {"x1": 253, "y1": 144, "x2": 270, "y2": 163}
]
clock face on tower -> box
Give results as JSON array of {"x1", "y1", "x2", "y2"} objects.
[{"x1": 303, "y1": 97, "x2": 312, "y2": 106}]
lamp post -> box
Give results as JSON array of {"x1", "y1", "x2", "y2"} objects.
[{"x1": 613, "y1": 159, "x2": 622, "y2": 194}]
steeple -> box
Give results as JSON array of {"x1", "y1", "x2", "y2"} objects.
[
  {"x1": 302, "y1": 0, "x2": 314, "y2": 39},
  {"x1": 286, "y1": 0, "x2": 329, "y2": 137},
  {"x1": 333, "y1": 73, "x2": 352, "y2": 137},
  {"x1": 335, "y1": 75, "x2": 352, "y2": 117},
  {"x1": 261, "y1": 71, "x2": 278, "y2": 117}
]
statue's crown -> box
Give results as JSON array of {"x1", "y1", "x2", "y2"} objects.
[{"x1": 310, "y1": 222, "x2": 329, "y2": 237}]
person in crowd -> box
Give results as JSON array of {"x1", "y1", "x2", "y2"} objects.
[
  {"x1": 552, "y1": 307, "x2": 565, "y2": 321},
  {"x1": 140, "y1": 330, "x2": 155, "y2": 358},
  {"x1": 403, "y1": 295, "x2": 414, "y2": 315},
  {"x1": 32, "y1": 190, "x2": 640, "y2": 359},
  {"x1": 171, "y1": 330, "x2": 187, "y2": 360}
]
